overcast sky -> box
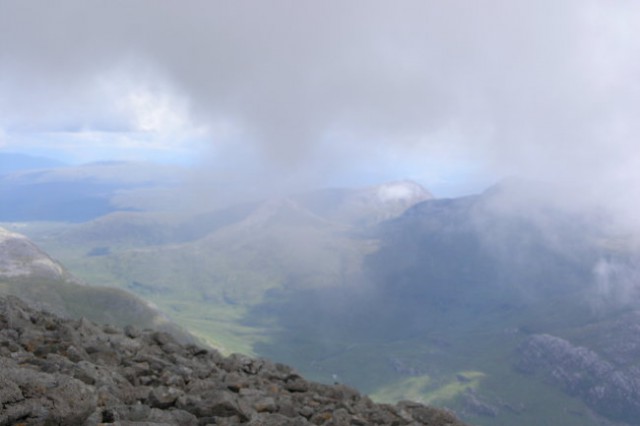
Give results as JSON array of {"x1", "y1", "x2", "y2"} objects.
[{"x1": 1, "y1": 1, "x2": 640, "y2": 200}]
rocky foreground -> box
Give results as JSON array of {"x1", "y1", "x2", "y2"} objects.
[{"x1": 0, "y1": 296, "x2": 465, "y2": 426}]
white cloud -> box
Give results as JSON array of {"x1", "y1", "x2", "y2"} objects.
[
  {"x1": 1, "y1": 1, "x2": 640, "y2": 208},
  {"x1": 0, "y1": 60, "x2": 209, "y2": 163}
]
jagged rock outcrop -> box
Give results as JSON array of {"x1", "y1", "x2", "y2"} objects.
[
  {"x1": 516, "y1": 333, "x2": 640, "y2": 424},
  {"x1": 0, "y1": 295, "x2": 466, "y2": 426}
]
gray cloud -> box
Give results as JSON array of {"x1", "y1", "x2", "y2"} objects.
[{"x1": 2, "y1": 1, "x2": 640, "y2": 213}]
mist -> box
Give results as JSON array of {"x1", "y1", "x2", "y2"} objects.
[
  {"x1": 1, "y1": 1, "x2": 640, "y2": 220},
  {"x1": 2, "y1": 0, "x2": 640, "y2": 314}
]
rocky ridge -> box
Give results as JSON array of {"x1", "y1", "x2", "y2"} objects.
[
  {"x1": 0, "y1": 227, "x2": 67, "y2": 280},
  {"x1": 0, "y1": 295, "x2": 466, "y2": 426},
  {"x1": 517, "y1": 333, "x2": 640, "y2": 424}
]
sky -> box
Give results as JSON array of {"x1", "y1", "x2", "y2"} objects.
[{"x1": 1, "y1": 1, "x2": 640, "y2": 201}]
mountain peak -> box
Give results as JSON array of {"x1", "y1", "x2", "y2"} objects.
[
  {"x1": 374, "y1": 180, "x2": 433, "y2": 204},
  {"x1": 233, "y1": 197, "x2": 333, "y2": 231},
  {"x1": 0, "y1": 227, "x2": 67, "y2": 280},
  {"x1": 289, "y1": 180, "x2": 434, "y2": 227}
]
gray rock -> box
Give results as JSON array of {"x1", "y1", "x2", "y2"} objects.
[
  {"x1": 0, "y1": 295, "x2": 467, "y2": 426},
  {"x1": 0, "y1": 374, "x2": 23, "y2": 405},
  {"x1": 148, "y1": 386, "x2": 183, "y2": 409},
  {"x1": 517, "y1": 333, "x2": 640, "y2": 424},
  {"x1": 147, "y1": 407, "x2": 198, "y2": 425},
  {"x1": 247, "y1": 413, "x2": 312, "y2": 426}
]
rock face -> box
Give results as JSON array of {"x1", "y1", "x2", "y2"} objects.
[
  {"x1": 0, "y1": 295, "x2": 466, "y2": 426},
  {"x1": 517, "y1": 334, "x2": 640, "y2": 424}
]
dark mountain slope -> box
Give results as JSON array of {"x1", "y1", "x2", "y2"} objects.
[{"x1": 245, "y1": 182, "x2": 633, "y2": 425}]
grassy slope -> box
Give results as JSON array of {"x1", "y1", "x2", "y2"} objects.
[
  {"x1": 17, "y1": 213, "x2": 375, "y2": 353},
  {"x1": 246, "y1": 286, "x2": 604, "y2": 426},
  {"x1": 0, "y1": 276, "x2": 194, "y2": 343}
]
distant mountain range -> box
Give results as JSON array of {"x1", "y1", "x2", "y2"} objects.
[
  {"x1": 4, "y1": 174, "x2": 640, "y2": 425},
  {"x1": 0, "y1": 158, "x2": 184, "y2": 222}
]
